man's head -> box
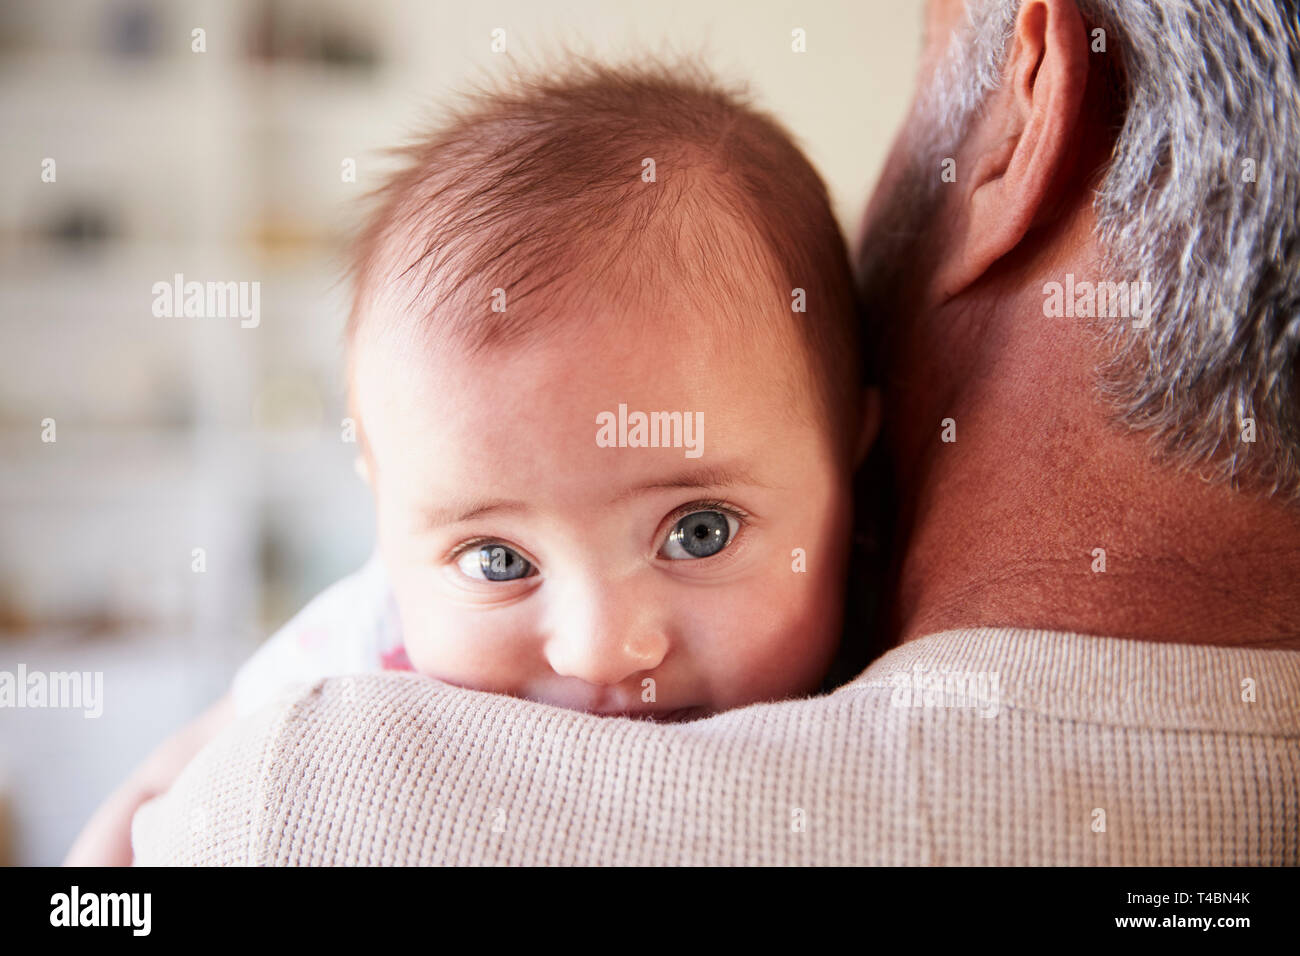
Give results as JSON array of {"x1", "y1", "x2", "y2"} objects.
[
  {"x1": 858, "y1": 0, "x2": 1300, "y2": 498},
  {"x1": 346, "y1": 60, "x2": 877, "y2": 718}
]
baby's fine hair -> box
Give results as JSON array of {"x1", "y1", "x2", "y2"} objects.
[{"x1": 346, "y1": 56, "x2": 863, "y2": 438}]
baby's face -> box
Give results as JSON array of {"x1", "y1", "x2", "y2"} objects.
[{"x1": 354, "y1": 286, "x2": 860, "y2": 721}]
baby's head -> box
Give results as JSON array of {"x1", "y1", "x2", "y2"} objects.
[{"x1": 347, "y1": 60, "x2": 876, "y2": 721}]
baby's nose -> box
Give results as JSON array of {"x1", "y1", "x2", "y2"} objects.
[{"x1": 543, "y1": 597, "x2": 670, "y2": 687}]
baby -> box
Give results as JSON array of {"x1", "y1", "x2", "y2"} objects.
[{"x1": 68, "y1": 59, "x2": 878, "y2": 863}]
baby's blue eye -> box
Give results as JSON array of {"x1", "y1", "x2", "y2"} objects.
[
  {"x1": 457, "y1": 544, "x2": 533, "y2": 581},
  {"x1": 660, "y1": 510, "x2": 739, "y2": 560}
]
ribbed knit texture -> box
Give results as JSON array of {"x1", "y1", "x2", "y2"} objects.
[{"x1": 132, "y1": 628, "x2": 1300, "y2": 865}]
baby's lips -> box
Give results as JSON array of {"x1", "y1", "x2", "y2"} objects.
[{"x1": 586, "y1": 705, "x2": 706, "y2": 723}]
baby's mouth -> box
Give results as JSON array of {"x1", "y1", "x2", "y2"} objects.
[{"x1": 591, "y1": 705, "x2": 707, "y2": 724}]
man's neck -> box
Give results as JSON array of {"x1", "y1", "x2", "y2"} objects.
[{"x1": 885, "y1": 277, "x2": 1300, "y2": 652}]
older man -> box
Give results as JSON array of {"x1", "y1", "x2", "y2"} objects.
[
  {"x1": 858, "y1": 0, "x2": 1300, "y2": 651},
  {"x1": 134, "y1": 0, "x2": 1299, "y2": 865}
]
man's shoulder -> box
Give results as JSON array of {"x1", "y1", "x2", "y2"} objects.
[
  {"x1": 140, "y1": 631, "x2": 1300, "y2": 865},
  {"x1": 862, "y1": 626, "x2": 1300, "y2": 735}
]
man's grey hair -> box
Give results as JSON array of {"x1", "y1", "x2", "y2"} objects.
[{"x1": 918, "y1": 0, "x2": 1300, "y2": 498}]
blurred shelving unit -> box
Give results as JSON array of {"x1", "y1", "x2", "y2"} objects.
[{"x1": 0, "y1": 0, "x2": 414, "y2": 865}]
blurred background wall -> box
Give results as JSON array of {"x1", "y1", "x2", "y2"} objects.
[{"x1": 0, "y1": 0, "x2": 921, "y2": 864}]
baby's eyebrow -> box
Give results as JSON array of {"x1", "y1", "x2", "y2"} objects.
[
  {"x1": 421, "y1": 498, "x2": 528, "y2": 528},
  {"x1": 608, "y1": 463, "x2": 765, "y2": 503},
  {"x1": 422, "y1": 463, "x2": 765, "y2": 528}
]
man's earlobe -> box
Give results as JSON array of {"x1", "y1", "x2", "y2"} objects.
[
  {"x1": 855, "y1": 387, "x2": 882, "y2": 469},
  {"x1": 936, "y1": 0, "x2": 1089, "y2": 299}
]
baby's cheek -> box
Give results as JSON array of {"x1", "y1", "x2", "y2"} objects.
[
  {"x1": 700, "y1": 563, "x2": 844, "y2": 706},
  {"x1": 394, "y1": 585, "x2": 534, "y2": 694}
]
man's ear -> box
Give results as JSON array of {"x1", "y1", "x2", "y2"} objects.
[
  {"x1": 936, "y1": 0, "x2": 1089, "y2": 299},
  {"x1": 854, "y1": 386, "x2": 882, "y2": 469}
]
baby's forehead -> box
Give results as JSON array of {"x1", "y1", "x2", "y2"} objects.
[
  {"x1": 354, "y1": 324, "x2": 830, "y2": 521},
  {"x1": 351, "y1": 283, "x2": 821, "y2": 468}
]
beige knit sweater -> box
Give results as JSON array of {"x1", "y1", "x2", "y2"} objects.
[{"x1": 132, "y1": 627, "x2": 1300, "y2": 865}]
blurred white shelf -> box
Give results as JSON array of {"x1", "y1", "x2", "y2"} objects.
[{"x1": 0, "y1": 626, "x2": 235, "y2": 866}]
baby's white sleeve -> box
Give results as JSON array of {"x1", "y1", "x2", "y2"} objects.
[{"x1": 229, "y1": 553, "x2": 400, "y2": 718}]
